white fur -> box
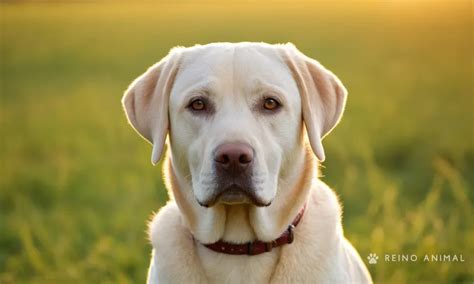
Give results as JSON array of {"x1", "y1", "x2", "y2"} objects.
[
  {"x1": 148, "y1": 181, "x2": 371, "y2": 283},
  {"x1": 122, "y1": 42, "x2": 372, "y2": 283}
]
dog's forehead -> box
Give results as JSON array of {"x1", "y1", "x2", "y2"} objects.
[{"x1": 172, "y1": 43, "x2": 296, "y2": 97}]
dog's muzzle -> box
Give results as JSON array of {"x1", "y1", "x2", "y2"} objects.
[{"x1": 197, "y1": 143, "x2": 269, "y2": 207}]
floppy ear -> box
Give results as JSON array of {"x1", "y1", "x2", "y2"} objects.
[
  {"x1": 122, "y1": 50, "x2": 182, "y2": 165},
  {"x1": 280, "y1": 44, "x2": 347, "y2": 162}
]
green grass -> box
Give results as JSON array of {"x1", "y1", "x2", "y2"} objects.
[{"x1": 0, "y1": 1, "x2": 472, "y2": 283}]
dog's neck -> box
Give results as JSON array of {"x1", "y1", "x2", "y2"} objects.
[{"x1": 165, "y1": 148, "x2": 315, "y2": 244}]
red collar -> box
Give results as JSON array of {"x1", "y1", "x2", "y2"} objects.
[{"x1": 200, "y1": 204, "x2": 306, "y2": 255}]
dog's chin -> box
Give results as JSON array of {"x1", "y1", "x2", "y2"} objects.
[{"x1": 197, "y1": 185, "x2": 272, "y2": 208}]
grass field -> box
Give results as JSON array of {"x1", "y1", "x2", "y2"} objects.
[{"x1": 0, "y1": 1, "x2": 473, "y2": 283}]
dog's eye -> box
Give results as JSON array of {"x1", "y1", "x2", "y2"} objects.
[
  {"x1": 263, "y1": 98, "x2": 280, "y2": 111},
  {"x1": 189, "y1": 98, "x2": 206, "y2": 111}
]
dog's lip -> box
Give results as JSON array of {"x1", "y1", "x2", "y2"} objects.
[
  {"x1": 216, "y1": 185, "x2": 251, "y2": 205},
  {"x1": 197, "y1": 184, "x2": 272, "y2": 208}
]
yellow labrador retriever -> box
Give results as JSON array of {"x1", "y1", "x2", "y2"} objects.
[{"x1": 122, "y1": 42, "x2": 372, "y2": 283}]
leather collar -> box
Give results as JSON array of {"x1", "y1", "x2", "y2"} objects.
[{"x1": 200, "y1": 204, "x2": 306, "y2": 255}]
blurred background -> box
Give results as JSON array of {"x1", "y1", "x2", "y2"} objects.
[{"x1": 0, "y1": 1, "x2": 472, "y2": 283}]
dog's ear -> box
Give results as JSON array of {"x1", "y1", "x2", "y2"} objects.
[
  {"x1": 122, "y1": 50, "x2": 182, "y2": 165},
  {"x1": 280, "y1": 44, "x2": 347, "y2": 161}
]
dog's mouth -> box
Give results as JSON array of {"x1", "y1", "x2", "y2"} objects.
[
  {"x1": 197, "y1": 184, "x2": 271, "y2": 208},
  {"x1": 217, "y1": 185, "x2": 253, "y2": 205}
]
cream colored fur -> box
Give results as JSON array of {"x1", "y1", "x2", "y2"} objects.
[{"x1": 122, "y1": 42, "x2": 372, "y2": 283}]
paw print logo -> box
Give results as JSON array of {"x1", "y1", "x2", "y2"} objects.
[{"x1": 367, "y1": 253, "x2": 379, "y2": 264}]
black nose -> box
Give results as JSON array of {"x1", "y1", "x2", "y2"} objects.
[{"x1": 214, "y1": 143, "x2": 254, "y2": 174}]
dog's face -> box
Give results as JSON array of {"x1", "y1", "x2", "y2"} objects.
[
  {"x1": 168, "y1": 44, "x2": 303, "y2": 207},
  {"x1": 122, "y1": 42, "x2": 347, "y2": 210}
]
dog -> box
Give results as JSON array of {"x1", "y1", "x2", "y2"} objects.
[{"x1": 122, "y1": 42, "x2": 372, "y2": 283}]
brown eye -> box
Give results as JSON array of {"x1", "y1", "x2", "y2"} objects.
[
  {"x1": 263, "y1": 98, "x2": 280, "y2": 110},
  {"x1": 190, "y1": 99, "x2": 205, "y2": 111}
]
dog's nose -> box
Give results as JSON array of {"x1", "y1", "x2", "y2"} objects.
[{"x1": 214, "y1": 143, "x2": 254, "y2": 173}]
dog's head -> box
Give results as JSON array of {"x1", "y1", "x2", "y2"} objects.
[{"x1": 122, "y1": 42, "x2": 346, "y2": 210}]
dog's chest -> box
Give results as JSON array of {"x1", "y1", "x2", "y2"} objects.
[{"x1": 196, "y1": 245, "x2": 280, "y2": 283}]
